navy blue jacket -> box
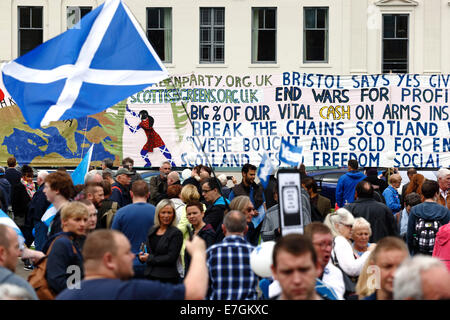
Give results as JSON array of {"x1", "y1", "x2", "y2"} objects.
[
  {"x1": 406, "y1": 202, "x2": 450, "y2": 254},
  {"x1": 110, "y1": 182, "x2": 132, "y2": 208},
  {"x1": 0, "y1": 178, "x2": 11, "y2": 207},
  {"x1": 27, "y1": 186, "x2": 51, "y2": 225},
  {"x1": 45, "y1": 232, "x2": 85, "y2": 295}
]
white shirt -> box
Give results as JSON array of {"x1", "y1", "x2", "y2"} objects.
[
  {"x1": 322, "y1": 261, "x2": 345, "y2": 300},
  {"x1": 332, "y1": 236, "x2": 370, "y2": 277}
]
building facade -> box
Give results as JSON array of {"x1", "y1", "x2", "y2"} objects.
[{"x1": 1, "y1": 0, "x2": 450, "y2": 76}]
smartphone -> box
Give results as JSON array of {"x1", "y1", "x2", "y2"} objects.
[
  {"x1": 226, "y1": 176, "x2": 233, "y2": 180},
  {"x1": 187, "y1": 225, "x2": 194, "y2": 241}
]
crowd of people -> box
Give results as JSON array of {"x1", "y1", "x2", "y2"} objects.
[{"x1": 0, "y1": 155, "x2": 449, "y2": 300}]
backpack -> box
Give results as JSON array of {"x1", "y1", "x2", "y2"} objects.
[
  {"x1": 102, "y1": 201, "x2": 118, "y2": 229},
  {"x1": 28, "y1": 235, "x2": 77, "y2": 300},
  {"x1": 413, "y1": 218, "x2": 442, "y2": 255}
]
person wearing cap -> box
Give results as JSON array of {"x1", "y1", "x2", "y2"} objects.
[{"x1": 110, "y1": 168, "x2": 133, "y2": 208}]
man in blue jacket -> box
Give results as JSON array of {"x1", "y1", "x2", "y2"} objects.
[{"x1": 335, "y1": 160, "x2": 365, "y2": 208}]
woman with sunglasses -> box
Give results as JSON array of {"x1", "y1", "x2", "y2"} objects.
[{"x1": 324, "y1": 208, "x2": 376, "y2": 299}]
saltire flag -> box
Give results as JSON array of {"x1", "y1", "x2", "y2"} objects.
[
  {"x1": 257, "y1": 152, "x2": 274, "y2": 190},
  {"x1": 278, "y1": 138, "x2": 304, "y2": 167},
  {"x1": 1, "y1": 0, "x2": 168, "y2": 129},
  {"x1": 41, "y1": 145, "x2": 94, "y2": 227},
  {"x1": 0, "y1": 209, "x2": 25, "y2": 249}
]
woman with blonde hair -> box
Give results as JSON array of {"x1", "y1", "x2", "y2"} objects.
[
  {"x1": 324, "y1": 208, "x2": 376, "y2": 298},
  {"x1": 355, "y1": 252, "x2": 376, "y2": 299},
  {"x1": 139, "y1": 199, "x2": 183, "y2": 284}
]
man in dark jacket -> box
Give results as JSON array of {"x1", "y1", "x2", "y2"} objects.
[
  {"x1": 110, "y1": 168, "x2": 133, "y2": 208},
  {"x1": 229, "y1": 163, "x2": 266, "y2": 212},
  {"x1": 149, "y1": 161, "x2": 171, "y2": 205},
  {"x1": 4, "y1": 157, "x2": 21, "y2": 187},
  {"x1": 407, "y1": 180, "x2": 450, "y2": 255},
  {"x1": 201, "y1": 178, "x2": 230, "y2": 232},
  {"x1": 344, "y1": 180, "x2": 398, "y2": 243},
  {"x1": 27, "y1": 170, "x2": 51, "y2": 251}
]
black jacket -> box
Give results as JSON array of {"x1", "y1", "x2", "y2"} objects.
[
  {"x1": 204, "y1": 200, "x2": 228, "y2": 232},
  {"x1": 149, "y1": 175, "x2": 168, "y2": 206},
  {"x1": 184, "y1": 224, "x2": 215, "y2": 273},
  {"x1": 144, "y1": 225, "x2": 183, "y2": 280},
  {"x1": 232, "y1": 182, "x2": 265, "y2": 210},
  {"x1": 27, "y1": 186, "x2": 51, "y2": 225},
  {"x1": 344, "y1": 198, "x2": 398, "y2": 242}
]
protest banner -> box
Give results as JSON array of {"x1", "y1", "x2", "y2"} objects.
[{"x1": 1, "y1": 72, "x2": 449, "y2": 168}]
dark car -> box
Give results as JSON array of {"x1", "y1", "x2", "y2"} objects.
[{"x1": 307, "y1": 169, "x2": 348, "y2": 207}]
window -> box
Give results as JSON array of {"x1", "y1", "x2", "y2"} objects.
[
  {"x1": 382, "y1": 14, "x2": 408, "y2": 73},
  {"x1": 147, "y1": 8, "x2": 172, "y2": 63},
  {"x1": 303, "y1": 7, "x2": 328, "y2": 63},
  {"x1": 67, "y1": 7, "x2": 92, "y2": 29},
  {"x1": 200, "y1": 8, "x2": 224, "y2": 63},
  {"x1": 18, "y1": 7, "x2": 43, "y2": 56},
  {"x1": 252, "y1": 8, "x2": 276, "y2": 63}
]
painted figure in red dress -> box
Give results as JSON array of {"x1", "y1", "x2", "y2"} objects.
[{"x1": 125, "y1": 106, "x2": 175, "y2": 167}]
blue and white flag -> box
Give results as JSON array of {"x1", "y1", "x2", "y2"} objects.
[
  {"x1": 1, "y1": 0, "x2": 168, "y2": 129},
  {"x1": 257, "y1": 152, "x2": 274, "y2": 189},
  {"x1": 279, "y1": 138, "x2": 303, "y2": 167},
  {"x1": 41, "y1": 145, "x2": 93, "y2": 226},
  {"x1": 71, "y1": 144, "x2": 94, "y2": 185},
  {"x1": 0, "y1": 209, "x2": 25, "y2": 248}
]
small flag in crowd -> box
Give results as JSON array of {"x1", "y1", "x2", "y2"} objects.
[
  {"x1": 41, "y1": 145, "x2": 94, "y2": 226},
  {"x1": 278, "y1": 138, "x2": 303, "y2": 167},
  {"x1": 0, "y1": 209, "x2": 25, "y2": 248},
  {"x1": 257, "y1": 152, "x2": 274, "y2": 189},
  {"x1": 1, "y1": 0, "x2": 168, "y2": 129}
]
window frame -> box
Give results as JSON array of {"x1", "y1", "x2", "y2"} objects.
[
  {"x1": 146, "y1": 7, "x2": 173, "y2": 64},
  {"x1": 199, "y1": 7, "x2": 225, "y2": 64},
  {"x1": 251, "y1": 7, "x2": 277, "y2": 64},
  {"x1": 18, "y1": 6, "x2": 43, "y2": 57},
  {"x1": 381, "y1": 13, "x2": 409, "y2": 74},
  {"x1": 303, "y1": 7, "x2": 329, "y2": 63}
]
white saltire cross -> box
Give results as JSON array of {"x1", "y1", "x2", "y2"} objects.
[{"x1": 2, "y1": 0, "x2": 167, "y2": 127}]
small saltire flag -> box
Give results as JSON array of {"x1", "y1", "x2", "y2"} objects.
[
  {"x1": 41, "y1": 145, "x2": 94, "y2": 226},
  {"x1": 1, "y1": 0, "x2": 168, "y2": 129},
  {"x1": 0, "y1": 209, "x2": 25, "y2": 248},
  {"x1": 257, "y1": 152, "x2": 274, "y2": 189},
  {"x1": 279, "y1": 138, "x2": 303, "y2": 167}
]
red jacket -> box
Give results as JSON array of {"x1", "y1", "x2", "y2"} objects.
[{"x1": 433, "y1": 222, "x2": 450, "y2": 272}]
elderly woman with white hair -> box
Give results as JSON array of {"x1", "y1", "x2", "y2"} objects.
[
  {"x1": 324, "y1": 208, "x2": 376, "y2": 278},
  {"x1": 351, "y1": 217, "x2": 373, "y2": 257}
]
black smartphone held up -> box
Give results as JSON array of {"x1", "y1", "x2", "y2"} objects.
[
  {"x1": 277, "y1": 168, "x2": 304, "y2": 236},
  {"x1": 226, "y1": 176, "x2": 233, "y2": 180},
  {"x1": 187, "y1": 225, "x2": 194, "y2": 241},
  {"x1": 139, "y1": 242, "x2": 147, "y2": 253}
]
